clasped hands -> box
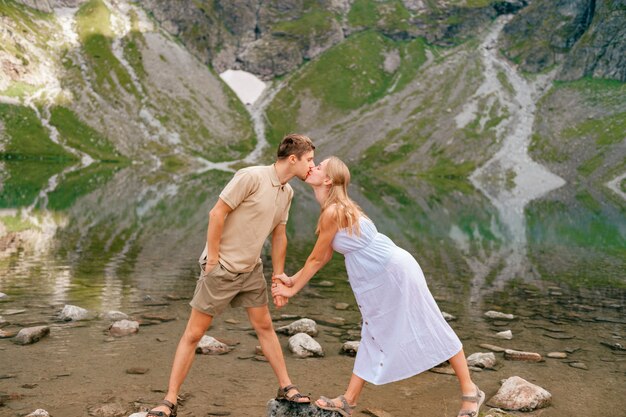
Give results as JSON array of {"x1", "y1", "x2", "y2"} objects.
[{"x1": 271, "y1": 272, "x2": 295, "y2": 309}]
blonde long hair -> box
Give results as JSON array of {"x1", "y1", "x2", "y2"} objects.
[{"x1": 316, "y1": 156, "x2": 365, "y2": 235}]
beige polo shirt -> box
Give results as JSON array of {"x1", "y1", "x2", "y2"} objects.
[{"x1": 200, "y1": 165, "x2": 294, "y2": 273}]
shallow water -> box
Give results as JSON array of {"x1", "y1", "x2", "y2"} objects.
[{"x1": 0, "y1": 162, "x2": 624, "y2": 416}]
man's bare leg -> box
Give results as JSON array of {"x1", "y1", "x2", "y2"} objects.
[
  {"x1": 149, "y1": 308, "x2": 214, "y2": 415},
  {"x1": 246, "y1": 305, "x2": 309, "y2": 402}
]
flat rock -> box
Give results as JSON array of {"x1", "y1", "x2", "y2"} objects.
[
  {"x1": 485, "y1": 311, "x2": 515, "y2": 320},
  {"x1": 0, "y1": 293, "x2": 7, "y2": 299},
  {"x1": 59, "y1": 304, "x2": 89, "y2": 321},
  {"x1": 126, "y1": 367, "x2": 149, "y2": 374},
  {"x1": 479, "y1": 343, "x2": 507, "y2": 352},
  {"x1": 140, "y1": 314, "x2": 175, "y2": 322},
  {"x1": 3, "y1": 309, "x2": 26, "y2": 315},
  {"x1": 288, "y1": 333, "x2": 324, "y2": 358},
  {"x1": 568, "y1": 361, "x2": 588, "y2": 370},
  {"x1": 87, "y1": 401, "x2": 127, "y2": 417},
  {"x1": 334, "y1": 303, "x2": 350, "y2": 310},
  {"x1": 483, "y1": 407, "x2": 519, "y2": 417},
  {"x1": 196, "y1": 335, "x2": 232, "y2": 355},
  {"x1": 487, "y1": 376, "x2": 552, "y2": 411},
  {"x1": 429, "y1": 365, "x2": 456, "y2": 375},
  {"x1": 547, "y1": 352, "x2": 568, "y2": 359},
  {"x1": 13, "y1": 326, "x2": 50, "y2": 345},
  {"x1": 467, "y1": 352, "x2": 497, "y2": 369},
  {"x1": 277, "y1": 318, "x2": 318, "y2": 337},
  {"x1": 0, "y1": 329, "x2": 17, "y2": 338},
  {"x1": 504, "y1": 349, "x2": 542, "y2": 362},
  {"x1": 224, "y1": 318, "x2": 240, "y2": 324},
  {"x1": 315, "y1": 280, "x2": 334, "y2": 287},
  {"x1": 109, "y1": 320, "x2": 139, "y2": 337},
  {"x1": 542, "y1": 333, "x2": 574, "y2": 340}
]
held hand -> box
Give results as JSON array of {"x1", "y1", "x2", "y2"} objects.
[
  {"x1": 273, "y1": 294, "x2": 288, "y2": 309},
  {"x1": 271, "y1": 281, "x2": 294, "y2": 299},
  {"x1": 272, "y1": 272, "x2": 294, "y2": 288}
]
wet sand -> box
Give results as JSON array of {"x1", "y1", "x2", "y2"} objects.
[{"x1": 1, "y1": 281, "x2": 625, "y2": 417}]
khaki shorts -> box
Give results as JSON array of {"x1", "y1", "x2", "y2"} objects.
[{"x1": 189, "y1": 260, "x2": 268, "y2": 316}]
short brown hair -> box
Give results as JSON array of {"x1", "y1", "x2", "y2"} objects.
[{"x1": 277, "y1": 133, "x2": 315, "y2": 160}]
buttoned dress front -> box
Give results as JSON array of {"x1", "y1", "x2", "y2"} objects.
[{"x1": 332, "y1": 217, "x2": 462, "y2": 385}]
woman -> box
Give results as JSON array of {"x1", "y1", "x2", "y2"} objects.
[{"x1": 271, "y1": 157, "x2": 484, "y2": 417}]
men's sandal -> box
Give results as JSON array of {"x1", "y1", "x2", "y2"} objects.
[
  {"x1": 147, "y1": 399, "x2": 177, "y2": 417},
  {"x1": 316, "y1": 395, "x2": 355, "y2": 417},
  {"x1": 457, "y1": 384, "x2": 485, "y2": 417},
  {"x1": 276, "y1": 384, "x2": 311, "y2": 403}
]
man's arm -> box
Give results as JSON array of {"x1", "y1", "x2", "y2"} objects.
[
  {"x1": 271, "y1": 223, "x2": 288, "y2": 276},
  {"x1": 205, "y1": 198, "x2": 233, "y2": 267}
]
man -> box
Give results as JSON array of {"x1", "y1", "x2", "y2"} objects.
[{"x1": 148, "y1": 134, "x2": 316, "y2": 417}]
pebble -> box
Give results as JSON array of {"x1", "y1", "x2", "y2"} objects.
[
  {"x1": 288, "y1": 333, "x2": 324, "y2": 358},
  {"x1": 126, "y1": 367, "x2": 149, "y2": 374},
  {"x1": 25, "y1": 410, "x2": 50, "y2": 417},
  {"x1": 255, "y1": 345, "x2": 264, "y2": 355},
  {"x1": 543, "y1": 333, "x2": 574, "y2": 340},
  {"x1": 496, "y1": 330, "x2": 513, "y2": 340},
  {"x1": 484, "y1": 311, "x2": 515, "y2": 320},
  {"x1": 441, "y1": 311, "x2": 456, "y2": 321},
  {"x1": 0, "y1": 292, "x2": 7, "y2": 299},
  {"x1": 59, "y1": 304, "x2": 89, "y2": 321},
  {"x1": 224, "y1": 318, "x2": 240, "y2": 324},
  {"x1": 547, "y1": 352, "x2": 568, "y2": 359},
  {"x1": 196, "y1": 335, "x2": 231, "y2": 355},
  {"x1": 0, "y1": 329, "x2": 17, "y2": 338},
  {"x1": 341, "y1": 341, "x2": 360, "y2": 356},
  {"x1": 3, "y1": 309, "x2": 26, "y2": 315},
  {"x1": 568, "y1": 361, "x2": 588, "y2": 370},
  {"x1": 13, "y1": 326, "x2": 50, "y2": 345},
  {"x1": 334, "y1": 303, "x2": 350, "y2": 310},
  {"x1": 140, "y1": 314, "x2": 175, "y2": 322},
  {"x1": 504, "y1": 349, "x2": 542, "y2": 362},
  {"x1": 316, "y1": 280, "x2": 334, "y2": 287},
  {"x1": 277, "y1": 318, "x2": 318, "y2": 337},
  {"x1": 206, "y1": 411, "x2": 231, "y2": 416},
  {"x1": 479, "y1": 343, "x2": 507, "y2": 352},
  {"x1": 102, "y1": 311, "x2": 128, "y2": 321},
  {"x1": 467, "y1": 352, "x2": 497, "y2": 369},
  {"x1": 109, "y1": 320, "x2": 139, "y2": 337}
]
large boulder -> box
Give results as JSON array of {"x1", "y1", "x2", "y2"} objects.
[{"x1": 487, "y1": 376, "x2": 552, "y2": 411}]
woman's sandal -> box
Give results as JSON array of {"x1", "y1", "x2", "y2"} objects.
[
  {"x1": 276, "y1": 384, "x2": 311, "y2": 403},
  {"x1": 457, "y1": 384, "x2": 485, "y2": 417},
  {"x1": 316, "y1": 395, "x2": 355, "y2": 417},
  {"x1": 147, "y1": 399, "x2": 177, "y2": 417}
]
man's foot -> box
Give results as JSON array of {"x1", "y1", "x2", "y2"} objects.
[
  {"x1": 147, "y1": 399, "x2": 177, "y2": 417},
  {"x1": 276, "y1": 384, "x2": 311, "y2": 403},
  {"x1": 315, "y1": 395, "x2": 355, "y2": 417}
]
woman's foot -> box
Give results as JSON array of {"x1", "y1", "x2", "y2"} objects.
[
  {"x1": 315, "y1": 395, "x2": 355, "y2": 417},
  {"x1": 147, "y1": 399, "x2": 177, "y2": 417},
  {"x1": 458, "y1": 384, "x2": 485, "y2": 417}
]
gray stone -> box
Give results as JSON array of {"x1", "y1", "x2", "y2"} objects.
[
  {"x1": 341, "y1": 341, "x2": 360, "y2": 356},
  {"x1": 568, "y1": 361, "x2": 588, "y2": 370},
  {"x1": 25, "y1": 410, "x2": 50, "y2": 417},
  {"x1": 487, "y1": 376, "x2": 552, "y2": 411},
  {"x1": 467, "y1": 352, "x2": 497, "y2": 369},
  {"x1": 87, "y1": 401, "x2": 127, "y2": 417},
  {"x1": 103, "y1": 311, "x2": 129, "y2": 321},
  {"x1": 485, "y1": 311, "x2": 515, "y2": 320},
  {"x1": 479, "y1": 343, "x2": 507, "y2": 353},
  {"x1": 496, "y1": 330, "x2": 513, "y2": 340},
  {"x1": 504, "y1": 349, "x2": 543, "y2": 362},
  {"x1": 59, "y1": 304, "x2": 89, "y2": 321},
  {"x1": 0, "y1": 292, "x2": 7, "y2": 299},
  {"x1": 277, "y1": 318, "x2": 318, "y2": 337},
  {"x1": 267, "y1": 399, "x2": 327, "y2": 416},
  {"x1": 441, "y1": 311, "x2": 456, "y2": 321},
  {"x1": 13, "y1": 326, "x2": 50, "y2": 345},
  {"x1": 196, "y1": 335, "x2": 231, "y2": 355},
  {"x1": 288, "y1": 333, "x2": 324, "y2": 358},
  {"x1": 109, "y1": 320, "x2": 139, "y2": 337}
]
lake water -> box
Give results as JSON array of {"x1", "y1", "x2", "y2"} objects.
[{"x1": 0, "y1": 160, "x2": 624, "y2": 416}]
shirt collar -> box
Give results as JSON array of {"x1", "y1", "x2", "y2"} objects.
[{"x1": 269, "y1": 164, "x2": 283, "y2": 187}]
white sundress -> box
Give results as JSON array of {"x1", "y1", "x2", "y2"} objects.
[{"x1": 332, "y1": 216, "x2": 463, "y2": 385}]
